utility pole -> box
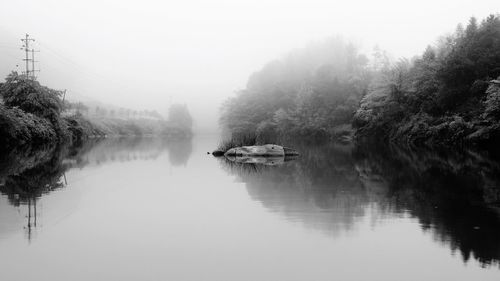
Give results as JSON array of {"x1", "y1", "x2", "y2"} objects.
[
  {"x1": 31, "y1": 49, "x2": 40, "y2": 80},
  {"x1": 20, "y1": 34, "x2": 38, "y2": 80},
  {"x1": 21, "y1": 34, "x2": 30, "y2": 78}
]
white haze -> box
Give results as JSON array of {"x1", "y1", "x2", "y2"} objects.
[{"x1": 0, "y1": 0, "x2": 498, "y2": 132}]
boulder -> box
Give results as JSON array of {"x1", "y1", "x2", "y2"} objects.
[{"x1": 224, "y1": 144, "x2": 299, "y2": 157}]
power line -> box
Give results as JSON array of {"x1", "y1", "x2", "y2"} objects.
[
  {"x1": 36, "y1": 40, "x2": 110, "y2": 84},
  {"x1": 16, "y1": 36, "x2": 141, "y2": 105}
]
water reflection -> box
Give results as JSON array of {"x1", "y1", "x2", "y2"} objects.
[
  {"x1": 0, "y1": 137, "x2": 193, "y2": 240},
  {"x1": 167, "y1": 138, "x2": 193, "y2": 166},
  {"x1": 1, "y1": 136, "x2": 499, "y2": 277},
  {"x1": 219, "y1": 143, "x2": 369, "y2": 236},
  {"x1": 220, "y1": 142, "x2": 500, "y2": 268},
  {"x1": 355, "y1": 144, "x2": 500, "y2": 268}
]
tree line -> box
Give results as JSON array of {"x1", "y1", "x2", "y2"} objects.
[
  {"x1": 220, "y1": 14, "x2": 500, "y2": 147},
  {"x1": 0, "y1": 72, "x2": 193, "y2": 148},
  {"x1": 64, "y1": 102, "x2": 163, "y2": 120}
]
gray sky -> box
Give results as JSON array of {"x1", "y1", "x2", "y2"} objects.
[{"x1": 0, "y1": 0, "x2": 498, "y2": 131}]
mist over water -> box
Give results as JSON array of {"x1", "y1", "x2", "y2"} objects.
[
  {"x1": 0, "y1": 137, "x2": 499, "y2": 280},
  {"x1": 1, "y1": 0, "x2": 499, "y2": 132},
  {"x1": 1, "y1": 1, "x2": 500, "y2": 280}
]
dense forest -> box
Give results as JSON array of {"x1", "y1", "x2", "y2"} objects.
[
  {"x1": 220, "y1": 14, "x2": 500, "y2": 148},
  {"x1": 0, "y1": 72, "x2": 193, "y2": 149}
]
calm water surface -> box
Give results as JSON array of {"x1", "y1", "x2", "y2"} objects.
[{"x1": 0, "y1": 136, "x2": 499, "y2": 281}]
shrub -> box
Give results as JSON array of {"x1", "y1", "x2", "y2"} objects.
[
  {"x1": 0, "y1": 104, "x2": 56, "y2": 146},
  {"x1": 483, "y1": 78, "x2": 500, "y2": 120},
  {"x1": 0, "y1": 72, "x2": 63, "y2": 119}
]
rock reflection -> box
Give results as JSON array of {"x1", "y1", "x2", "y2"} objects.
[
  {"x1": 221, "y1": 141, "x2": 500, "y2": 268},
  {"x1": 220, "y1": 143, "x2": 369, "y2": 236}
]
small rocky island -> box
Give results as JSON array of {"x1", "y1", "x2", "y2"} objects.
[{"x1": 212, "y1": 144, "x2": 299, "y2": 165}]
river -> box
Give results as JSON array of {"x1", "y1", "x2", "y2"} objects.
[{"x1": 0, "y1": 136, "x2": 499, "y2": 281}]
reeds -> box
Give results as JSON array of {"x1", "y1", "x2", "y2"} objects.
[{"x1": 216, "y1": 133, "x2": 258, "y2": 152}]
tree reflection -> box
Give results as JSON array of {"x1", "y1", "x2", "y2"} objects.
[
  {"x1": 166, "y1": 138, "x2": 193, "y2": 166},
  {"x1": 220, "y1": 141, "x2": 500, "y2": 268},
  {"x1": 0, "y1": 144, "x2": 69, "y2": 241},
  {"x1": 0, "y1": 136, "x2": 193, "y2": 240},
  {"x1": 354, "y1": 143, "x2": 500, "y2": 268},
  {"x1": 0, "y1": 145, "x2": 68, "y2": 206},
  {"x1": 219, "y1": 143, "x2": 370, "y2": 236}
]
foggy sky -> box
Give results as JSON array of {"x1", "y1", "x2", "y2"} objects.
[{"x1": 0, "y1": 0, "x2": 498, "y2": 132}]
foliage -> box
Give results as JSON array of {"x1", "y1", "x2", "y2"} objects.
[
  {"x1": 0, "y1": 72, "x2": 63, "y2": 119},
  {"x1": 353, "y1": 59, "x2": 411, "y2": 137},
  {"x1": 165, "y1": 104, "x2": 193, "y2": 138},
  {"x1": 483, "y1": 79, "x2": 500, "y2": 120},
  {"x1": 219, "y1": 14, "x2": 500, "y2": 148},
  {"x1": 220, "y1": 37, "x2": 369, "y2": 140},
  {"x1": 437, "y1": 15, "x2": 500, "y2": 110},
  {"x1": 0, "y1": 72, "x2": 69, "y2": 147},
  {"x1": 168, "y1": 104, "x2": 192, "y2": 129},
  {"x1": 0, "y1": 103, "x2": 56, "y2": 146},
  {"x1": 217, "y1": 134, "x2": 258, "y2": 152},
  {"x1": 0, "y1": 72, "x2": 191, "y2": 148},
  {"x1": 354, "y1": 14, "x2": 500, "y2": 147},
  {"x1": 63, "y1": 114, "x2": 106, "y2": 143}
]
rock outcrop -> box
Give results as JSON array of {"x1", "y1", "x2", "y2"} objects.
[{"x1": 224, "y1": 144, "x2": 299, "y2": 157}]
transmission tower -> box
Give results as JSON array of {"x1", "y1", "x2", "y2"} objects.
[{"x1": 20, "y1": 34, "x2": 39, "y2": 80}]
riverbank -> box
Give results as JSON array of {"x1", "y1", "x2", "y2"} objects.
[
  {"x1": 218, "y1": 14, "x2": 500, "y2": 150},
  {"x1": 0, "y1": 72, "x2": 192, "y2": 149},
  {"x1": 64, "y1": 114, "x2": 193, "y2": 143},
  {"x1": 353, "y1": 77, "x2": 500, "y2": 149}
]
